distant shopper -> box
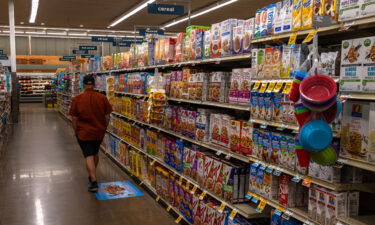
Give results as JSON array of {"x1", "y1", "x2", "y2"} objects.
[{"x1": 69, "y1": 75, "x2": 112, "y2": 192}]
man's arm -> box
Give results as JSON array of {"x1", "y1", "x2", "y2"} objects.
[{"x1": 72, "y1": 116, "x2": 78, "y2": 134}]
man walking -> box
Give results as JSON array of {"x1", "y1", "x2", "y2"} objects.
[{"x1": 69, "y1": 75, "x2": 112, "y2": 192}]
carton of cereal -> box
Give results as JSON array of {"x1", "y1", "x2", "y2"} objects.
[
  {"x1": 203, "y1": 30, "x2": 211, "y2": 59},
  {"x1": 272, "y1": 46, "x2": 282, "y2": 78},
  {"x1": 361, "y1": 0, "x2": 375, "y2": 17},
  {"x1": 340, "y1": 38, "x2": 363, "y2": 92},
  {"x1": 229, "y1": 120, "x2": 242, "y2": 153},
  {"x1": 325, "y1": 190, "x2": 348, "y2": 225},
  {"x1": 283, "y1": 0, "x2": 293, "y2": 33},
  {"x1": 267, "y1": 4, "x2": 276, "y2": 36},
  {"x1": 251, "y1": 82, "x2": 261, "y2": 119},
  {"x1": 339, "y1": 0, "x2": 360, "y2": 21},
  {"x1": 325, "y1": 0, "x2": 339, "y2": 20},
  {"x1": 279, "y1": 174, "x2": 296, "y2": 207},
  {"x1": 243, "y1": 18, "x2": 254, "y2": 53},
  {"x1": 281, "y1": 45, "x2": 292, "y2": 78},
  {"x1": 207, "y1": 158, "x2": 223, "y2": 194},
  {"x1": 292, "y1": 0, "x2": 302, "y2": 31},
  {"x1": 361, "y1": 36, "x2": 375, "y2": 92},
  {"x1": 203, "y1": 156, "x2": 214, "y2": 189},
  {"x1": 196, "y1": 152, "x2": 206, "y2": 186},
  {"x1": 196, "y1": 109, "x2": 210, "y2": 143},
  {"x1": 210, "y1": 114, "x2": 222, "y2": 145},
  {"x1": 254, "y1": 9, "x2": 262, "y2": 39},
  {"x1": 302, "y1": 0, "x2": 313, "y2": 29},
  {"x1": 210, "y1": 23, "x2": 221, "y2": 58},
  {"x1": 220, "y1": 115, "x2": 232, "y2": 149},
  {"x1": 257, "y1": 49, "x2": 265, "y2": 78},
  {"x1": 260, "y1": 7, "x2": 268, "y2": 37},
  {"x1": 264, "y1": 48, "x2": 274, "y2": 78},
  {"x1": 232, "y1": 26, "x2": 244, "y2": 55},
  {"x1": 274, "y1": 2, "x2": 284, "y2": 34},
  {"x1": 239, "y1": 68, "x2": 255, "y2": 104},
  {"x1": 229, "y1": 69, "x2": 241, "y2": 103},
  {"x1": 221, "y1": 19, "x2": 237, "y2": 56}
]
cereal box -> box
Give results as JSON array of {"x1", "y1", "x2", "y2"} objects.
[
  {"x1": 229, "y1": 69, "x2": 241, "y2": 103},
  {"x1": 308, "y1": 185, "x2": 318, "y2": 220},
  {"x1": 220, "y1": 115, "x2": 232, "y2": 149},
  {"x1": 338, "y1": 0, "x2": 361, "y2": 21},
  {"x1": 175, "y1": 32, "x2": 184, "y2": 62},
  {"x1": 292, "y1": 0, "x2": 302, "y2": 31},
  {"x1": 341, "y1": 101, "x2": 375, "y2": 162},
  {"x1": 210, "y1": 23, "x2": 221, "y2": 58},
  {"x1": 232, "y1": 26, "x2": 244, "y2": 55},
  {"x1": 210, "y1": 113, "x2": 222, "y2": 145},
  {"x1": 257, "y1": 82, "x2": 269, "y2": 120},
  {"x1": 325, "y1": 0, "x2": 339, "y2": 19},
  {"x1": 222, "y1": 163, "x2": 239, "y2": 203},
  {"x1": 272, "y1": 46, "x2": 282, "y2": 78},
  {"x1": 195, "y1": 31, "x2": 204, "y2": 60},
  {"x1": 290, "y1": 44, "x2": 306, "y2": 78},
  {"x1": 208, "y1": 72, "x2": 229, "y2": 103},
  {"x1": 316, "y1": 187, "x2": 327, "y2": 225},
  {"x1": 264, "y1": 48, "x2": 273, "y2": 78},
  {"x1": 256, "y1": 48, "x2": 265, "y2": 78},
  {"x1": 348, "y1": 191, "x2": 360, "y2": 217},
  {"x1": 361, "y1": 0, "x2": 375, "y2": 17},
  {"x1": 239, "y1": 68, "x2": 255, "y2": 104},
  {"x1": 229, "y1": 120, "x2": 242, "y2": 153},
  {"x1": 274, "y1": 1, "x2": 284, "y2": 34},
  {"x1": 188, "y1": 73, "x2": 196, "y2": 100},
  {"x1": 340, "y1": 38, "x2": 363, "y2": 92},
  {"x1": 243, "y1": 18, "x2": 254, "y2": 53},
  {"x1": 267, "y1": 4, "x2": 276, "y2": 36},
  {"x1": 263, "y1": 170, "x2": 279, "y2": 200},
  {"x1": 207, "y1": 159, "x2": 223, "y2": 194},
  {"x1": 250, "y1": 82, "x2": 261, "y2": 119},
  {"x1": 272, "y1": 82, "x2": 285, "y2": 122},
  {"x1": 283, "y1": 0, "x2": 293, "y2": 33},
  {"x1": 183, "y1": 146, "x2": 192, "y2": 177},
  {"x1": 196, "y1": 109, "x2": 210, "y2": 143},
  {"x1": 325, "y1": 191, "x2": 347, "y2": 225},
  {"x1": 270, "y1": 132, "x2": 281, "y2": 164},
  {"x1": 188, "y1": 110, "x2": 197, "y2": 139},
  {"x1": 254, "y1": 9, "x2": 262, "y2": 39},
  {"x1": 249, "y1": 163, "x2": 259, "y2": 193},
  {"x1": 197, "y1": 152, "x2": 206, "y2": 186},
  {"x1": 221, "y1": 19, "x2": 237, "y2": 56},
  {"x1": 214, "y1": 210, "x2": 227, "y2": 225},
  {"x1": 260, "y1": 7, "x2": 268, "y2": 37},
  {"x1": 264, "y1": 82, "x2": 276, "y2": 121},
  {"x1": 203, "y1": 156, "x2": 214, "y2": 189},
  {"x1": 361, "y1": 36, "x2": 375, "y2": 92},
  {"x1": 195, "y1": 200, "x2": 207, "y2": 225},
  {"x1": 279, "y1": 174, "x2": 296, "y2": 207},
  {"x1": 256, "y1": 165, "x2": 266, "y2": 196},
  {"x1": 302, "y1": 0, "x2": 313, "y2": 29},
  {"x1": 204, "y1": 30, "x2": 211, "y2": 59},
  {"x1": 195, "y1": 72, "x2": 205, "y2": 101}
]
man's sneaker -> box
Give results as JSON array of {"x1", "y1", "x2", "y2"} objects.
[{"x1": 88, "y1": 181, "x2": 98, "y2": 192}]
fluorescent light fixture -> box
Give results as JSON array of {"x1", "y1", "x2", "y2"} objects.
[
  {"x1": 68, "y1": 32, "x2": 87, "y2": 36},
  {"x1": 25, "y1": 31, "x2": 45, "y2": 35},
  {"x1": 29, "y1": 0, "x2": 40, "y2": 23},
  {"x1": 47, "y1": 32, "x2": 67, "y2": 35},
  {"x1": 2, "y1": 30, "x2": 24, "y2": 34},
  {"x1": 87, "y1": 34, "x2": 108, "y2": 37},
  {"x1": 109, "y1": 0, "x2": 156, "y2": 27},
  {"x1": 163, "y1": 0, "x2": 238, "y2": 28}
]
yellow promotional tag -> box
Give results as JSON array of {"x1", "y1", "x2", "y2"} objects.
[
  {"x1": 282, "y1": 82, "x2": 293, "y2": 94},
  {"x1": 303, "y1": 29, "x2": 317, "y2": 43},
  {"x1": 178, "y1": 177, "x2": 183, "y2": 184},
  {"x1": 175, "y1": 215, "x2": 183, "y2": 223},
  {"x1": 266, "y1": 82, "x2": 276, "y2": 92},
  {"x1": 256, "y1": 199, "x2": 268, "y2": 213},
  {"x1": 253, "y1": 81, "x2": 261, "y2": 90},
  {"x1": 167, "y1": 206, "x2": 172, "y2": 212},
  {"x1": 229, "y1": 209, "x2": 238, "y2": 220},
  {"x1": 276, "y1": 206, "x2": 286, "y2": 212},
  {"x1": 156, "y1": 196, "x2": 160, "y2": 202},
  {"x1": 199, "y1": 191, "x2": 207, "y2": 200},
  {"x1": 151, "y1": 160, "x2": 156, "y2": 166},
  {"x1": 186, "y1": 181, "x2": 191, "y2": 189},
  {"x1": 273, "y1": 35, "x2": 281, "y2": 43},
  {"x1": 219, "y1": 203, "x2": 226, "y2": 213},
  {"x1": 302, "y1": 177, "x2": 312, "y2": 187},
  {"x1": 288, "y1": 32, "x2": 298, "y2": 45},
  {"x1": 191, "y1": 185, "x2": 198, "y2": 194},
  {"x1": 259, "y1": 82, "x2": 268, "y2": 93},
  {"x1": 273, "y1": 82, "x2": 284, "y2": 92}
]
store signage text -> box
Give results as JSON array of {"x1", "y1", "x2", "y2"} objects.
[
  {"x1": 81, "y1": 54, "x2": 95, "y2": 59},
  {"x1": 73, "y1": 50, "x2": 88, "y2": 54},
  {"x1": 138, "y1": 28, "x2": 164, "y2": 36},
  {"x1": 91, "y1": 36, "x2": 114, "y2": 42},
  {"x1": 79, "y1": 46, "x2": 97, "y2": 51},
  {"x1": 147, "y1": 4, "x2": 184, "y2": 15}
]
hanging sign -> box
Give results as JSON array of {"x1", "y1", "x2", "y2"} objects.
[
  {"x1": 91, "y1": 36, "x2": 114, "y2": 42},
  {"x1": 147, "y1": 4, "x2": 184, "y2": 15},
  {"x1": 73, "y1": 50, "x2": 88, "y2": 54},
  {"x1": 0, "y1": 50, "x2": 3, "y2": 54},
  {"x1": 138, "y1": 28, "x2": 164, "y2": 36},
  {"x1": 59, "y1": 58, "x2": 72, "y2": 61},
  {"x1": 122, "y1": 37, "x2": 144, "y2": 42},
  {"x1": 112, "y1": 42, "x2": 132, "y2": 47},
  {"x1": 62, "y1": 56, "x2": 76, "y2": 59},
  {"x1": 0, "y1": 56, "x2": 8, "y2": 60},
  {"x1": 81, "y1": 54, "x2": 95, "y2": 59},
  {"x1": 79, "y1": 46, "x2": 97, "y2": 51}
]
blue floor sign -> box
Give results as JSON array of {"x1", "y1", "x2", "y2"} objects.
[{"x1": 95, "y1": 181, "x2": 144, "y2": 200}]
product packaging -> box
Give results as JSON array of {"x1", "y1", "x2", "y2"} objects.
[
  {"x1": 254, "y1": 9, "x2": 262, "y2": 39},
  {"x1": 243, "y1": 18, "x2": 254, "y2": 53},
  {"x1": 229, "y1": 69, "x2": 241, "y2": 103},
  {"x1": 210, "y1": 23, "x2": 222, "y2": 58},
  {"x1": 232, "y1": 26, "x2": 244, "y2": 55},
  {"x1": 274, "y1": 1, "x2": 284, "y2": 34},
  {"x1": 239, "y1": 68, "x2": 255, "y2": 104},
  {"x1": 279, "y1": 174, "x2": 296, "y2": 207},
  {"x1": 283, "y1": 0, "x2": 293, "y2": 33},
  {"x1": 361, "y1": 36, "x2": 375, "y2": 92},
  {"x1": 229, "y1": 120, "x2": 242, "y2": 153},
  {"x1": 292, "y1": 0, "x2": 302, "y2": 31},
  {"x1": 338, "y1": 0, "x2": 360, "y2": 21}
]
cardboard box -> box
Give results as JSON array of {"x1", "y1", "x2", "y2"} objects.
[
  {"x1": 339, "y1": 0, "x2": 361, "y2": 21},
  {"x1": 196, "y1": 152, "x2": 206, "y2": 186},
  {"x1": 279, "y1": 174, "x2": 296, "y2": 207},
  {"x1": 243, "y1": 18, "x2": 254, "y2": 53},
  {"x1": 239, "y1": 68, "x2": 255, "y2": 104},
  {"x1": 308, "y1": 186, "x2": 318, "y2": 220},
  {"x1": 274, "y1": 2, "x2": 284, "y2": 34},
  {"x1": 229, "y1": 120, "x2": 242, "y2": 153},
  {"x1": 347, "y1": 191, "x2": 360, "y2": 217},
  {"x1": 361, "y1": 36, "x2": 375, "y2": 92},
  {"x1": 221, "y1": 19, "x2": 237, "y2": 56},
  {"x1": 232, "y1": 26, "x2": 244, "y2": 55},
  {"x1": 239, "y1": 122, "x2": 253, "y2": 156},
  {"x1": 283, "y1": 0, "x2": 293, "y2": 33},
  {"x1": 220, "y1": 115, "x2": 232, "y2": 148},
  {"x1": 210, "y1": 114, "x2": 222, "y2": 145},
  {"x1": 229, "y1": 69, "x2": 241, "y2": 103},
  {"x1": 316, "y1": 187, "x2": 327, "y2": 225},
  {"x1": 325, "y1": 190, "x2": 348, "y2": 225},
  {"x1": 210, "y1": 23, "x2": 221, "y2": 58},
  {"x1": 196, "y1": 108, "x2": 210, "y2": 143},
  {"x1": 361, "y1": 0, "x2": 375, "y2": 17}
]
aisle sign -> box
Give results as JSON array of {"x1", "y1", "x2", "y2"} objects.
[
  {"x1": 79, "y1": 46, "x2": 97, "y2": 50},
  {"x1": 81, "y1": 54, "x2": 95, "y2": 59},
  {"x1": 112, "y1": 42, "x2": 132, "y2": 47},
  {"x1": 59, "y1": 58, "x2": 71, "y2": 61},
  {"x1": 91, "y1": 36, "x2": 114, "y2": 42},
  {"x1": 139, "y1": 28, "x2": 164, "y2": 36},
  {"x1": 122, "y1": 37, "x2": 144, "y2": 42},
  {"x1": 147, "y1": 3, "x2": 184, "y2": 15},
  {"x1": 73, "y1": 49, "x2": 88, "y2": 54},
  {"x1": 62, "y1": 56, "x2": 76, "y2": 59},
  {"x1": 288, "y1": 32, "x2": 298, "y2": 46}
]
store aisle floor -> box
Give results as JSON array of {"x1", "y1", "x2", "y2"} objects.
[{"x1": 0, "y1": 104, "x2": 176, "y2": 225}]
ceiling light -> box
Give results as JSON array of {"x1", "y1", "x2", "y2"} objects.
[
  {"x1": 25, "y1": 31, "x2": 45, "y2": 35},
  {"x1": 68, "y1": 32, "x2": 87, "y2": 36},
  {"x1": 29, "y1": 0, "x2": 40, "y2": 23},
  {"x1": 20, "y1": 22, "x2": 24, "y2": 25},
  {"x1": 87, "y1": 34, "x2": 108, "y2": 37},
  {"x1": 80, "y1": 24, "x2": 84, "y2": 27},
  {"x1": 163, "y1": 0, "x2": 238, "y2": 28},
  {"x1": 47, "y1": 32, "x2": 67, "y2": 35},
  {"x1": 41, "y1": 22, "x2": 45, "y2": 25},
  {"x1": 109, "y1": 0, "x2": 155, "y2": 27}
]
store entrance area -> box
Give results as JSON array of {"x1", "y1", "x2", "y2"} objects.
[{"x1": 0, "y1": 104, "x2": 175, "y2": 225}]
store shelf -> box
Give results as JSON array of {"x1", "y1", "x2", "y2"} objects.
[
  {"x1": 110, "y1": 112, "x2": 360, "y2": 193},
  {"x1": 340, "y1": 93, "x2": 375, "y2": 101},
  {"x1": 169, "y1": 98, "x2": 251, "y2": 111},
  {"x1": 249, "y1": 118, "x2": 299, "y2": 131},
  {"x1": 338, "y1": 156, "x2": 375, "y2": 173},
  {"x1": 106, "y1": 130, "x2": 266, "y2": 219},
  {"x1": 114, "y1": 91, "x2": 147, "y2": 98},
  {"x1": 100, "y1": 146, "x2": 193, "y2": 225},
  {"x1": 337, "y1": 215, "x2": 375, "y2": 225}
]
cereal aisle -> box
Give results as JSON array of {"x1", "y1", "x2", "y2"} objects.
[{"x1": 2, "y1": 0, "x2": 375, "y2": 224}]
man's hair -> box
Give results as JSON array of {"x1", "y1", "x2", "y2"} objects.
[{"x1": 83, "y1": 75, "x2": 95, "y2": 85}]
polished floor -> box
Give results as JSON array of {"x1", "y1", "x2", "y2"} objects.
[{"x1": 0, "y1": 104, "x2": 176, "y2": 225}]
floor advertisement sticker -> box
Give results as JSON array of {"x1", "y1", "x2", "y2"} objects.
[{"x1": 95, "y1": 181, "x2": 144, "y2": 200}]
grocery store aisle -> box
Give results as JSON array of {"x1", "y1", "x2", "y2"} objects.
[{"x1": 0, "y1": 104, "x2": 176, "y2": 225}]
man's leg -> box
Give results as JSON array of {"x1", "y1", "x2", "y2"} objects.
[
  {"x1": 85, "y1": 156, "x2": 97, "y2": 182},
  {"x1": 94, "y1": 153, "x2": 99, "y2": 168}
]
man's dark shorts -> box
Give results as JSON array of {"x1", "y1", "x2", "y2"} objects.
[{"x1": 77, "y1": 139, "x2": 102, "y2": 157}]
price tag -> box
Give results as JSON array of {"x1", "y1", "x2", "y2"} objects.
[
  {"x1": 139, "y1": 181, "x2": 144, "y2": 185},
  {"x1": 215, "y1": 61, "x2": 221, "y2": 64},
  {"x1": 303, "y1": 220, "x2": 313, "y2": 225},
  {"x1": 288, "y1": 32, "x2": 298, "y2": 45},
  {"x1": 260, "y1": 124, "x2": 268, "y2": 129},
  {"x1": 151, "y1": 160, "x2": 156, "y2": 166},
  {"x1": 282, "y1": 210, "x2": 293, "y2": 220},
  {"x1": 167, "y1": 205, "x2": 172, "y2": 212},
  {"x1": 225, "y1": 154, "x2": 231, "y2": 160},
  {"x1": 302, "y1": 177, "x2": 312, "y2": 187},
  {"x1": 303, "y1": 29, "x2": 317, "y2": 43},
  {"x1": 191, "y1": 185, "x2": 198, "y2": 194},
  {"x1": 218, "y1": 203, "x2": 226, "y2": 213},
  {"x1": 266, "y1": 167, "x2": 274, "y2": 173},
  {"x1": 276, "y1": 206, "x2": 286, "y2": 213},
  {"x1": 178, "y1": 177, "x2": 183, "y2": 185},
  {"x1": 291, "y1": 176, "x2": 302, "y2": 183},
  {"x1": 274, "y1": 209, "x2": 283, "y2": 216},
  {"x1": 245, "y1": 191, "x2": 253, "y2": 200},
  {"x1": 199, "y1": 191, "x2": 207, "y2": 200},
  {"x1": 229, "y1": 209, "x2": 238, "y2": 220},
  {"x1": 156, "y1": 196, "x2": 160, "y2": 202},
  {"x1": 186, "y1": 180, "x2": 191, "y2": 189},
  {"x1": 256, "y1": 199, "x2": 268, "y2": 213},
  {"x1": 175, "y1": 215, "x2": 183, "y2": 223},
  {"x1": 251, "y1": 194, "x2": 259, "y2": 203},
  {"x1": 216, "y1": 151, "x2": 222, "y2": 156}
]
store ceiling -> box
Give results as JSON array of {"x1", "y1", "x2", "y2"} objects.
[{"x1": 0, "y1": 0, "x2": 277, "y2": 32}]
